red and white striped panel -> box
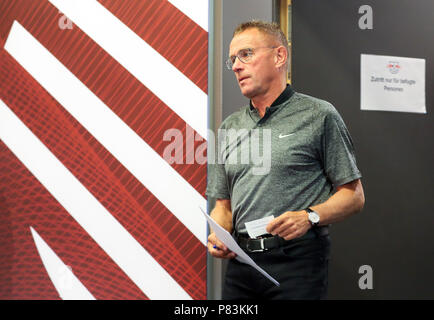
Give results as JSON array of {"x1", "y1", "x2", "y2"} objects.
[{"x1": 0, "y1": 0, "x2": 208, "y2": 300}]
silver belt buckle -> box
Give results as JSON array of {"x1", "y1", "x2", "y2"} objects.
[{"x1": 246, "y1": 238, "x2": 268, "y2": 253}]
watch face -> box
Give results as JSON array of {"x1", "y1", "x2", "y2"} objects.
[{"x1": 308, "y1": 212, "x2": 320, "y2": 224}]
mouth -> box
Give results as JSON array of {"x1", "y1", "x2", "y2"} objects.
[{"x1": 238, "y1": 76, "x2": 249, "y2": 83}]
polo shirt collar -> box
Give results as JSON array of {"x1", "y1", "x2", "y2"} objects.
[{"x1": 249, "y1": 84, "x2": 294, "y2": 113}]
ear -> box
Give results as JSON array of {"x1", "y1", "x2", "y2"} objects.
[{"x1": 274, "y1": 46, "x2": 288, "y2": 69}]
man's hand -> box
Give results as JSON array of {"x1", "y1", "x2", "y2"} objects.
[
  {"x1": 266, "y1": 210, "x2": 311, "y2": 240},
  {"x1": 207, "y1": 232, "x2": 237, "y2": 259}
]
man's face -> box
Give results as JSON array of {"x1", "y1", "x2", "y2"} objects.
[{"x1": 229, "y1": 28, "x2": 278, "y2": 99}]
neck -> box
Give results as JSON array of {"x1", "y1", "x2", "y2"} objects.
[{"x1": 251, "y1": 80, "x2": 286, "y2": 117}]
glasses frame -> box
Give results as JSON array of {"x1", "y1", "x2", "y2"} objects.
[{"x1": 225, "y1": 46, "x2": 278, "y2": 70}]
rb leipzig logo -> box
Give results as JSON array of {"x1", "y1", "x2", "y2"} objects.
[{"x1": 387, "y1": 61, "x2": 401, "y2": 74}]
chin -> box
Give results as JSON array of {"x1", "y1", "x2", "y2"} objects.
[{"x1": 239, "y1": 86, "x2": 256, "y2": 99}]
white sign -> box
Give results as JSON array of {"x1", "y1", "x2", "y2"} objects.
[{"x1": 361, "y1": 54, "x2": 426, "y2": 114}]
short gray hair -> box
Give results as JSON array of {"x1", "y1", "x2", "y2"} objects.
[{"x1": 233, "y1": 19, "x2": 289, "y2": 61}]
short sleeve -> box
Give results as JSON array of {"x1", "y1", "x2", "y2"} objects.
[
  {"x1": 320, "y1": 108, "x2": 362, "y2": 187},
  {"x1": 206, "y1": 163, "x2": 230, "y2": 199},
  {"x1": 206, "y1": 125, "x2": 231, "y2": 200}
]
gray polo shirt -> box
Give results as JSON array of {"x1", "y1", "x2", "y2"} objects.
[{"x1": 206, "y1": 86, "x2": 362, "y2": 235}]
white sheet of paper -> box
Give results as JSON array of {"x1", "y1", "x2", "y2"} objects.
[
  {"x1": 245, "y1": 216, "x2": 274, "y2": 239},
  {"x1": 361, "y1": 54, "x2": 426, "y2": 114},
  {"x1": 200, "y1": 208, "x2": 280, "y2": 286}
]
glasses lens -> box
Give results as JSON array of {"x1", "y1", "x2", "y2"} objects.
[
  {"x1": 225, "y1": 58, "x2": 233, "y2": 70},
  {"x1": 238, "y1": 49, "x2": 252, "y2": 63},
  {"x1": 225, "y1": 49, "x2": 254, "y2": 70}
]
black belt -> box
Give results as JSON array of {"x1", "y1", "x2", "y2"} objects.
[{"x1": 236, "y1": 226, "x2": 329, "y2": 253}]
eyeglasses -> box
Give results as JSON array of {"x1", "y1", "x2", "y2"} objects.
[{"x1": 225, "y1": 46, "x2": 277, "y2": 70}]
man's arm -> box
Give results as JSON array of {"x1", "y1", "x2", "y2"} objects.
[
  {"x1": 266, "y1": 179, "x2": 365, "y2": 240},
  {"x1": 207, "y1": 199, "x2": 237, "y2": 259},
  {"x1": 311, "y1": 178, "x2": 365, "y2": 225}
]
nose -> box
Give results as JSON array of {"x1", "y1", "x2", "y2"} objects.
[{"x1": 232, "y1": 57, "x2": 243, "y2": 72}]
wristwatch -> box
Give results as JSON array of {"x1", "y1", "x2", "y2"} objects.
[{"x1": 306, "y1": 208, "x2": 320, "y2": 227}]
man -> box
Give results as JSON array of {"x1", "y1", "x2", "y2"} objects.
[{"x1": 206, "y1": 20, "x2": 365, "y2": 299}]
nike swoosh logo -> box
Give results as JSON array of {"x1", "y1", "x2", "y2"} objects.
[{"x1": 278, "y1": 133, "x2": 295, "y2": 138}]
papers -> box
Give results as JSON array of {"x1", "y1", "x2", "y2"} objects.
[
  {"x1": 245, "y1": 216, "x2": 274, "y2": 239},
  {"x1": 361, "y1": 54, "x2": 426, "y2": 114},
  {"x1": 200, "y1": 208, "x2": 279, "y2": 286}
]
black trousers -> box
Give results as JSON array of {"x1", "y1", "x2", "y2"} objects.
[{"x1": 222, "y1": 234, "x2": 331, "y2": 300}]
